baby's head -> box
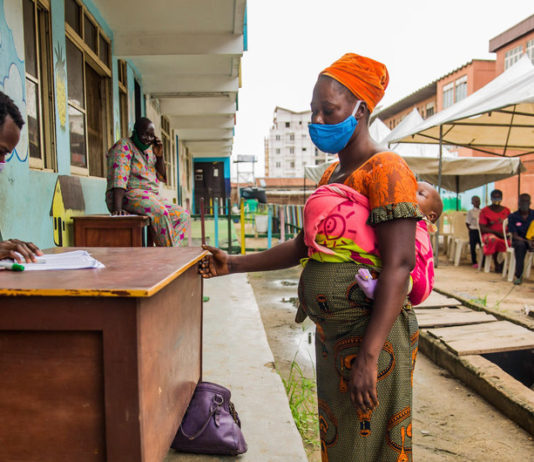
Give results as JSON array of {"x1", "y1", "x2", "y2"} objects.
[{"x1": 416, "y1": 181, "x2": 443, "y2": 224}]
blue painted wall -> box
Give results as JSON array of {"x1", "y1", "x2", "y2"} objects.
[{"x1": 0, "y1": 0, "x2": 145, "y2": 248}]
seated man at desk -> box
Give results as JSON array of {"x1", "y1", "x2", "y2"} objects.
[
  {"x1": 0, "y1": 91, "x2": 42, "y2": 262},
  {"x1": 105, "y1": 117, "x2": 189, "y2": 247}
]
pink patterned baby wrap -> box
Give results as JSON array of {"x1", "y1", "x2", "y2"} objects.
[
  {"x1": 410, "y1": 219, "x2": 434, "y2": 305},
  {"x1": 303, "y1": 183, "x2": 434, "y2": 305}
]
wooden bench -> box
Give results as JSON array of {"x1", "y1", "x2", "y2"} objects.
[{"x1": 73, "y1": 214, "x2": 152, "y2": 247}]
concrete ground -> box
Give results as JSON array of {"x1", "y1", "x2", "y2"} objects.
[{"x1": 165, "y1": 273, "x2": 307, "y2": 462}]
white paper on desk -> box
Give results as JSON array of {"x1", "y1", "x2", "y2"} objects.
[{"x1": 4, "y1": 250, "x2": 105, "y2": 271}]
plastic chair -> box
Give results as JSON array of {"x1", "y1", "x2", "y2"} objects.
[
  {"x1": 433, "y1": 213, "x2": 451, "y2": 256},
  {"x1": 524, "y1": 251, "x2": 534, "y2": 280},
  {"x1": 476, "y1": 220, "x2": 492, "y2": 273},
  {"x1": 448, "y1": 212, "x2": 469, "y2": 266},
  {"x1": 502, "y1": 218, "x2": 515, "y2": 281},
  {"x1": 503, "y1": 218, "x2": 534, "y2": 281}
]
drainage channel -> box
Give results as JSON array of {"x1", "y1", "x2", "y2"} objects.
[{"x1": 417, "y1": 291, "x2": 534, "y2": 436}]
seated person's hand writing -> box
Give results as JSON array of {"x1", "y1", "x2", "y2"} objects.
[{"x1": 0, "y1": 239, "x2": 43, "y2": 263}]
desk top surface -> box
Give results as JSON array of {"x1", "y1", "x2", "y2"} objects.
[
  {"x1": 0, "y1": 247, "x2": 207, "y2": 298},
  {"x1": 72, "y1": 214, "x2": 150, "y2": 223}
]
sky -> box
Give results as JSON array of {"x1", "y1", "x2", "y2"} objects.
[{"x1": 231, "y1": 0, "x2": 534, "y2": 178}]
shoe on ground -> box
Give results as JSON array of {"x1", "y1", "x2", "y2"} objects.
[
  {"x1": 472, "y1": 264, "x2": 479, "y2": 269},
  {"x1": 513, "y1": 277, "x2": 522, "y2": 285}
]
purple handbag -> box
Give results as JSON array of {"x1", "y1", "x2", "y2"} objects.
[{"x1": 171, "y1": 381, "x2": 248, "y2": 455}]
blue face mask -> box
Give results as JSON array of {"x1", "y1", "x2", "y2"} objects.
[{"x1": 308, "y1": 101, "x2": 362, "y2": 154}]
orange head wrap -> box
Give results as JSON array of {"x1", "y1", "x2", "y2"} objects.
[{"x1": 320, "y1": 53, "x2": 389, "y2": 112}]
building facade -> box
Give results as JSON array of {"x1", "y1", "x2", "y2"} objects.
[
  {"x1": 489, "y1": 14, "x2": 534, "y2": 203},
  {"x1": 377, "y1": 14, "x2": 534, "y2": 210},
  {"x1": 265, "y1": 106, "x2": 330, "y2": 178},
  {"x1": 0, "y1": 0, "x2": 247, "y2": 246},
  {"x1": 378, "y1": 60, "x2": 496, "y2": 131}
]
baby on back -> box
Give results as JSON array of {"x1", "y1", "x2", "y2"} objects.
[
  {"x1": 356, "y1": 181, "x2": 443, "y2": 304},
  {"x1": 303, "y1": 180, "x2": 442, "y2": 306}
]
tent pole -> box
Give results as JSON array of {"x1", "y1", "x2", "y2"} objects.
[
  {"x1": 435, "y1": 125, "x2": 444, "y2": 268},
  {"x1": 518, "y1": 169, "x2": 521, "y2": 196}
]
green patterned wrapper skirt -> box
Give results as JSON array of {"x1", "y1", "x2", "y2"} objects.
[{"x1": 298, "y1": 260, "x2": 419, "y2": 462}]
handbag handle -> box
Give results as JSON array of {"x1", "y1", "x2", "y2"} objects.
[{"x1": 179, "y1": 393, "x2": 224, "y2": 441}]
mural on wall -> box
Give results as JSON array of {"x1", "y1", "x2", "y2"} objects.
[
  {"x1": 49, "y1": 176, "x2": 86, "y2": 246},
  {"x1": 0, "y1": 0, "x2": 28, "y2": 163},
  {"x1": 54, "y1": 43, "x2": 67, "y2": 130}
]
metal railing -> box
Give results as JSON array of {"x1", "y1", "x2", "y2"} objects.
[{"x1": 190, "y1": 198, "x2": 305, "y2": 253}]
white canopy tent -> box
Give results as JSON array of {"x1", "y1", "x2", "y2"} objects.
[
  {"x1": 401, "y1": 155, "x2": 525, "y2": 193},
  {"x1": 304, "y1": 153, "x2": 524, "y2": 193},
  {"x1": 382, "y1": 109, "x2": 456, "y2": 158}
]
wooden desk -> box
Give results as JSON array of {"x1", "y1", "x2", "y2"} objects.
[
  {"x1": 0, "y1": 247, "x2": 206, "y2": 462},
  {"x1": 73, "y1": 215, "x2": 151, "y2": 247}
]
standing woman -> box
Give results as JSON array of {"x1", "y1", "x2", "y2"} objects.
[
  {"x1": 201, "y1": 54, "x2": 421, "y2": 462},
  {"x1": 106, "y1": 117, "x2": 189, "y2": 246}
]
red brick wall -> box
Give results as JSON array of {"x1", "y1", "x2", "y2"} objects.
[{"x1": 494, "y1": 30, "x2": 534, "y2": 74}]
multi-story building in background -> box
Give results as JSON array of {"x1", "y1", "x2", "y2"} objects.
[
  {"x1": 265, "y1": 106, "x2": 330, "y2": 178},
  {"x1": 489, "y1": 14, "x2": 534, "y2": 202},
  {"x1": 377, "y1": 59, "x2": 496, "y2": 130},
  {"x1": 490, "y1": 15, "x2": 534, "y2": 74},
  {"x1": 375, "y1": 13, "x2": 534, "y2": 209}
]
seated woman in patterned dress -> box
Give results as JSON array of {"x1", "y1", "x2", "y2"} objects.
[{"x1": 105, "y1": 117, "x2": 189, "y2": 247}]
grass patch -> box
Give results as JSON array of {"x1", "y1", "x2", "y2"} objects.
[
  {"x1": 472, "y1": 294, "x2": 488, "y2": 306},
  {"x1": 281, "y1": 353, "x2": 320, "y2": 455}
]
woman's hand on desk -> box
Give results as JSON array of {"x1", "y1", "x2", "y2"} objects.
[
  {"x1": 0, "y1": 239, "x2": 43, "y2": 263},
  {"x1": 199, "y1": 245, "x2": 231, "y2": 278}
]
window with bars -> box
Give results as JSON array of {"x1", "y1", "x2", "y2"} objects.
[
  {"x1": 118, "y1": 60, "x2": 128, "y2": 138},
  {"x1": 161, "y1": 115, "x2": 175, "y2": 188},
  {"x1": 426, "y1": 103, "x2": 435, "y2": 118},
  {"x1": 442, "y1": 82, "x2": 454, "y2": 109},
  {"x1": 22, "y1": 0, "x2": 56, "y2": 170},
  {"x1": 527, "y1": 40, "x2": 534, "y2": 65},
  {"x1": 455, "y1": 76, "x2": 467, "y2": 103},
  {"x1": 65, "y1": 0, "x2": 112, "y2": 177},
  {"x1": 504, "y1": 45, "x2": 523, "y2": 70}
]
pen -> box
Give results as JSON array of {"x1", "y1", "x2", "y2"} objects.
[{"x1": 0, "y1": 261, "x2": 25, "y2": 271}]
